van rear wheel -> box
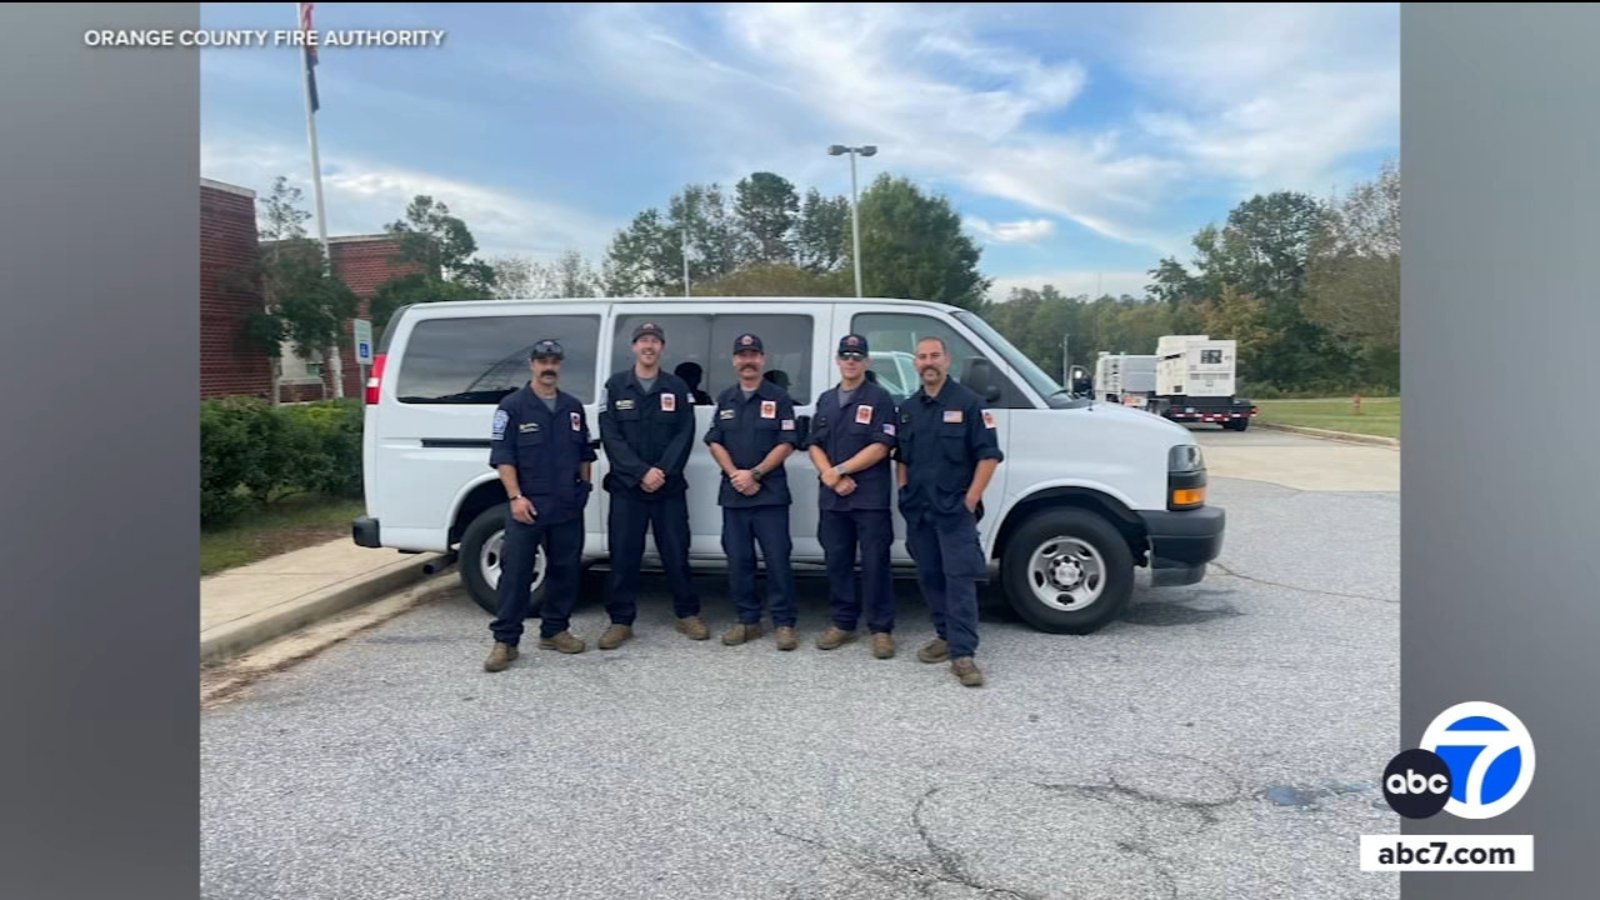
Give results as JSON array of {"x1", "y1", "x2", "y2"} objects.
[
  {"x1": 459, "y1": 505, "x2": 546, "y2": 617},
  {"x1": 1002, "y1": 508, "x2": 1133, "y2": 635}
]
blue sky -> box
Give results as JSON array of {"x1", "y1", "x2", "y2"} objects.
[{"x1": 200, "y1": 3, "x2": 1399, "y2": 300}]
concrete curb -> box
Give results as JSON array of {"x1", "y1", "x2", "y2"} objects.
[
  {"x1": 200, "y1": 552, "x2": 451, "y2": 666},
  {"x1": 1256, "y1": 421, "x2": 1400, "y2": 448}
]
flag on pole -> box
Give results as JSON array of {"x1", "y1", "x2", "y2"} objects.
[{"x1": 300, "y1": 2, "x2": 319, "y2": 112}]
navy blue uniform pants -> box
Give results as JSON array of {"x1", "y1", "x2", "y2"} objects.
[
  {"x1": 723, "y1": 506, "x2": 797, "y2": 627},
  {"x1": 492, "y1": 513, "x2": 584, "y2": 645},
  {"x1": 606, "y1": 492, "x2": 701, "y2": 624},
  {"x1": 903, "y1": 506, "x2": 986, "y2": 658},
  {"x1": 819, "y1": 508, "x2": 896, "y2": 633}
]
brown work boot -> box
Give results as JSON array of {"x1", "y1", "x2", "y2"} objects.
[
  {"x1": 598, "y1": 624, "x2": 633, "y2": 650},
  {"x1": 952, "y1": 657, "x2": 985, "y2": 687},
  {"x1": 775, "y1": 626, "x2": 799, "y2": 651},
  {"x1": 676, "y1": 615, "x2": 710, "y2": 641},
  {"x1": 815, "y1": 625, "x2": 856, "y2": 651},
  {"x1": 871, "y1": 632, "x2": 896, "y2": 659},
  {"x1": 722, "y1": 623, "x2": 763, "y2": 646},
  {"x1": 483, "y1": 642, "x2": 519, "y2": 672},
  {"x1": 539, "y1": 631, "x2": 587, "y2": 654},
  {"x1": 917, "y1": 637, "x2": 950, "y2": 664}
]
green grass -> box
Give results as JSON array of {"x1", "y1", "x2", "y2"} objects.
[
  {"x1": 1254, "y1": 396, "x2": 1402, "y2": 439},
  {"x1": 201, "y1": 494, "x2": 365, "y2": 576}
]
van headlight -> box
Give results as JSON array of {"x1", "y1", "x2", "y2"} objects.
[{"x1": 1167, "y1": 444, "x2": 1206, "y2": 509}]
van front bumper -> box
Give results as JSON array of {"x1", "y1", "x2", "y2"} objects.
[
  {"x1": 352, "y1": 516, "x2": 382, "y2": 548},
  {"x1": 1138, "y1": 506, "x2": 1225, "y2": 586}
]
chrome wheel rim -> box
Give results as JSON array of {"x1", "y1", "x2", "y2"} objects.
[{"x1": 1027, "y1": 536, "x2": 1105, "y2": 612}]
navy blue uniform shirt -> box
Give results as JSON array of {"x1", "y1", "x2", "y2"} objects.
[
  {"x1": 703, "y1": 378, "x2": 799, "y2": 508},
  {"x1": 598, "y1": 368, "x2": 696, "y2": 498},
  {"x1": 806, "y1": 378, "x2": 898, "y2": 511},
  {"x1": 894, "y1": 378, "x2": 1004, "y2": 516},
  {"x1": 489, "y1": 384, "x2": 596, "y2": 524}
]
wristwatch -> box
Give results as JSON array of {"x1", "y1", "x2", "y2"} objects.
[
  {"x1": 751, "y1": 466, "x2": 765, "y2": 481},
  {"x1": 509, "y1": 494, "x2": 523, "y2": 503},
  {"x1": 833, "y1": 464, "x2": 848, "y2": 478}
]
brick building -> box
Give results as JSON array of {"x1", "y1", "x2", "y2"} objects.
[{"x1": 199, "y1": 177, "x2": 423, "y2": 403}]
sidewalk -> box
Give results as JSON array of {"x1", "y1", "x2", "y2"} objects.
[{"x1": 201, "y1": 539, "x2": 448, "y2": 665}]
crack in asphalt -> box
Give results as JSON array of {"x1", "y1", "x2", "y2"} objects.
[
  {"x1": 1209, "y1": 561, "x2": 1397, "y2": 605},
  {"x1": 766, "y1": 788, "x2": 1043, "y2": 900}
]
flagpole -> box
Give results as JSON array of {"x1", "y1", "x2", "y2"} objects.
[{"x1": 297, "y1": 2, "x2": 342, "y2": 398}]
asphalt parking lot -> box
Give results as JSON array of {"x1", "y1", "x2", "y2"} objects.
[{"x1": 202, "y1": 429, "x2": 1401, "y2": 899}]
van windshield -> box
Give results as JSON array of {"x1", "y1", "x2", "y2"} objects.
[{"x1": 953, "y1": 310, "x2": 1064, "y2": 399}]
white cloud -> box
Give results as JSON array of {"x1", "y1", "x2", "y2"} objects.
[
  {"x1": 987, "y1": 270, "x2": 1152, "y2": 301},
  {"x1": 543, "y1": 3, "x2": 1396, "y2": 250},
  {"x1": 966, "y1": 216, "x2": 1057, "y2": 244},
  {"x1": 199, "y1": 135, "x2": 620, "y2": 262}
]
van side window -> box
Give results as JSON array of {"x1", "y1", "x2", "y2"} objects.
[
  {"x1": 395, "y1": 314, "x2": 601, "y2": 404},
  {"x1": 613, "y1": 312, "x2": 813, "y2": 405},
  {"x1": 850, "y1": 312, "x2": 1028, "y2": 407}
]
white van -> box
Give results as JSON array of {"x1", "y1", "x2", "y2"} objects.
[{"x1": 353, "y1": 297, "x2": 1224, "y2": 635}]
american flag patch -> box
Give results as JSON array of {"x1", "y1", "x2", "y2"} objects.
[
  {"x1": 883, "y1": 422, "x2": 896, "y2": 436},
  {"x1": 782, "y1": 419, "x2": 794, "y2": 430},
  {"x1": 943, "y1": 410, "x2": 963, "y2": 424}
]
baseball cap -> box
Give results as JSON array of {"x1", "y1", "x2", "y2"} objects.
[
  {"x1": 529, "y1": 339, "x2": 564, "y2": 360},
  {"x1": 837, "y1": 334, "x2": 870, "y2": 357},
  {"x1": 733, "y1": 333, "x2": 764, "y2": 354},
  {"x1": 632, "y1": 322, "x2": 665, "y2": 342}
]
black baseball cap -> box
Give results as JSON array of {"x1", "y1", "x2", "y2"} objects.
[
  {"x1": 733, "y1": 333, "x2": 764, "y2": 354},
  {"x1": 837, "y1": 334, "x2": 870, "y2": 357},
  {"x1": 529, "y1": 339, "x2": 564, "y2": 360},
  {"x1": 632, "y1": 322, "x2": 665, "y2": 342}
]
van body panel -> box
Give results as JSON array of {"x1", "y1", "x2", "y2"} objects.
[{"x1": 358, "y1": 296, "x2": 1223, "y2": 617}]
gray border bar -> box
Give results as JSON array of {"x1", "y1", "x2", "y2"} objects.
[
  {"x1": 1403, "y1": 4, "x2": 1600, "y2": 897},
  {"x1": 0, "y1": 5, "x2": 200, "y2": 898}
]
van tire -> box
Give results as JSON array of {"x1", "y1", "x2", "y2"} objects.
[
  {"x1": 459, "y1": 505, "x2": 545, "y2": 618},
  {"x1": 1001, "y1": 508, "x2": 1133, "y2": 635}
]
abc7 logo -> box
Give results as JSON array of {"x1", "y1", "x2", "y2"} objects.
[{"x1": 1383, "y1": 701, "x2": 1535, "y2": 820}]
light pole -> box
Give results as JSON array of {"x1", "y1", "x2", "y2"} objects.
[{"x1": 829, "y1": 144, "x2": 877, "y2": 297}]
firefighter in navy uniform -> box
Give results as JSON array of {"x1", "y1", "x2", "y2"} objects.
[
  {"x1": 806, "y1": 334, "x2": 901, "y2": 659},
  {"x1": 597, "y1": 321, "x2": 707, "y2": 648},
  {"x1": 483, "y1": 339, "x2": 596, "y2": 673},
  {"x1": 895, "y1": 335, "x2": 1004, "y2": 687},
  {"x1": 704, "y1": 333, "x2": 802, "y2": 650}
]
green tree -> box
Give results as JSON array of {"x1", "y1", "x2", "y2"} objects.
[
  {"x1": 734, "y1": 172, "x2": 801, "y2": 264},
  {"x1": 1305, "y1": 159, "x2": 1400, "y2": 389},
  {"x1": 856, "y1": 174, "x2": 990, "y2": 310},
  {"x1": 369, "y1": 195, "x2": 497, "y2": 328},
  {"x1": 695, "y1": 262, "x2": 849, "y2": 297},
  {"x1": 235, "y1": 176, "x2": 361, "y2": 402},
  {"x1": 796, "y1": 189, "x2": 851, "y2": 273},
  {"x1": 1193, "y1": 191, "x2": 1352, "y2": 390}
]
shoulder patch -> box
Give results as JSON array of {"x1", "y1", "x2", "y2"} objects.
[
  {"x1": 883, "y1": 422, "x2": 896, "y2": 436},
  {"x1": 983, "y1": 410, "x2": 997, "y2": 429},
  {"x1": 782, "y1": 419, "x2": 795, "y2": 430},
  {"x1": 855, "y1": 404, "x2": 874, "y2": 425},
  {"x1": 492, "y1": 409, "x2": 509, "y2": 440}
]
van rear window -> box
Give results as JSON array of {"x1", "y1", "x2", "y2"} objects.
[{"x1": 394, "y1": 314, "x2": 601, "y2": 404}]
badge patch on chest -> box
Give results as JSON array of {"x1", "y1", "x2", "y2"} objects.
[
  {"x1": 983, "y1": 410, "x2": 997, "y2": 429},
  {"x1": 571, "y1": 411, "x2": 582, "y2": 431},
  {"x1": 519, "y1": 422, "x2": 540, "y2": 433},
  {"x1": 761, "y1": 400, "x2": 777, "y2": 419},
  {"x1": 660, "y1": 393, "x2": 676, "y2": 412},
  {"x1": 943, "y1": 410, "x2": 964, "y2": 424},
  {"x1": 855, "y1": 404, "x2": 873, "y2": 425},
  {"x1": 719, "y1": 408, "x2": 736, "y2": 420},
  {"x1": 616, "y1": 399, "x2": 636, "y2": 411}
]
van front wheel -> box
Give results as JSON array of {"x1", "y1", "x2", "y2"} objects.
[
  {"x1": 459, "y1": 505, "x2": 546, "y2": 617},
  {"x1": 1002, "y1": 508, "x2": 1133, "y2": 635}
]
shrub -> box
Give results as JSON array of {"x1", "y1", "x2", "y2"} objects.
[{"x1": 200, "y1": 397, "x2": 365, "y2": 527}]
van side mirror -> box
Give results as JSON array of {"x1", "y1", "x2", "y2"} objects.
[{"x1": 962, "y1": 357, "x2": 1004, "y2": 404}]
